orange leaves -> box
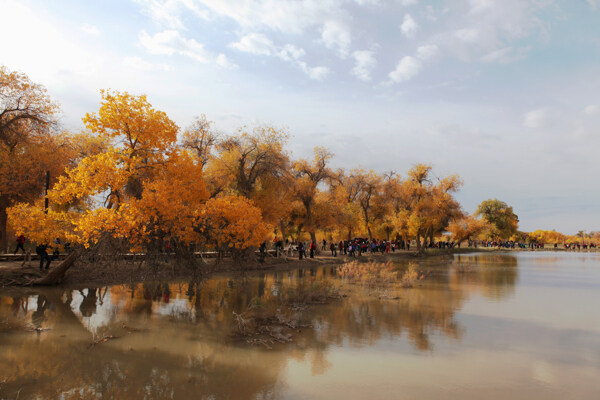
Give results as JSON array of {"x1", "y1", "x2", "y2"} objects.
[
  {"x1": 4, "y1": 70, "x2": 475, "y2": 251},
  {"x1": 49, "y1": 149, "x2": 128, "y2": 204},
  {"x1": 83, "y1": 90, "x2": 178, "y2": 159},
  {"x1": 7, "y1": 202, "x2": 73, "y2": 245},
  {"x1": 195, "y1": 195, "x2": 271, "y2": 250},
  {"x1": 447, "y1": 215, "x2": 487, "y2": 243}
]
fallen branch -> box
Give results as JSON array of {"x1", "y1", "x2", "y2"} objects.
[
  {"x1": 29, "y1": 251, "x2": 81, "y2": 286},
  {"x1": 88, "y1": 334, "x2": 121, "y2": 348}
]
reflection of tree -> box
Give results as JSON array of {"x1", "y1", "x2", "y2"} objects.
[
  {"x1": 79, "y1": 288, "x2": 98, "y2": 317},
  {"x1": 0, "y1": 262, "x2": 473, "y2": 399},
  {"x1": 451, "y1": 254, "x2": 519, "y2": 300},
  {"x1": 0, "y1": 291, "x2": 290, "y2": 399},
  {"x1": 31, "y1": 294, "x2": 48, "y2": 328}
]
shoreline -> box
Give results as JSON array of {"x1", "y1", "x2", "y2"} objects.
[{"x1": 1, "y1": 247, "x2": 598, "y2": 289}]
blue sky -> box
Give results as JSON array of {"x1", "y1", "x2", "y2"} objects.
[{"x1": 1, "y1": 0, "x2": 599, "y2": 234}]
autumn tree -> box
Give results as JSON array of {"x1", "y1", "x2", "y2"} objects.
[
  {"x1": 350, "y1": 170, "x2": 383, "y2": 240},
  {"x1": 182, "y1": 114, "x2": 220, "y2": 169},
  {"x1": 447, "y1": 215, "x2": 487, "y2": 246},
  {"x1": 10, "y1": 89, "x2": 273, "y2": 265},
  {"x1": 393, "y1": 164, "x2": 462, "y2": 253},
  {"x1": 194, "y1": 195, "x2": 270, "y2": 261},
  {"x1": 329, "y1": 169, "x2": 365, "y2": 240},
  {"x1": 207, "y1": 124, "x2": 292, "y2": 233},
  {"x1": 0, "y1": 66, "x2": 75, "y2": 251},
  {"x1": 10, "y1": 91, "x2": 194, "y2": 249},
  {"x1": 528, "y1": 229, "x2": 566, "y2": 244},
  {"x1": 291, "y1": 147, "x2": 333, "y2": 245},
  {"x1": 475, "y1": 199, "x2": 519, "y2": 240}
]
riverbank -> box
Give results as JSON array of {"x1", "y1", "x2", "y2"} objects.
[
  {"x1": 1, "y1": 246, "x2": 596, "y2": 288},
  {"x1": 0, "y1": 250, "x2": 428, "y2": 288}
]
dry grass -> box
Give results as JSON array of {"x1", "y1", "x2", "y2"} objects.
[
  {"x1": 338, "y1": 260, "x2": 427, "y2": 289},
  {"x1": 338, "y1": 260, "x2": 398, "y2": 287}
]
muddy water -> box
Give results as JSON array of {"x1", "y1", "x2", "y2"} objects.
[{"x1": 1, "y1": 252, "x2": 600, "y2": 399}]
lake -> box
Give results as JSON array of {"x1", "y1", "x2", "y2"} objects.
[{"x1": 1, "y1": 252, "x2": 600, "y2": 399}]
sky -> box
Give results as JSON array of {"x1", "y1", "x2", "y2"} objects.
[{"x1": 1, "y1": 0, "x2": 599, "y2": 234}]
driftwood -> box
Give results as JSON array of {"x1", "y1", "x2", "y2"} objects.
[{"x1": 29, "y1": 251, "x2": 81, "y2": 286}]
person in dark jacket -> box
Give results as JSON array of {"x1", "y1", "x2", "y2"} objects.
[{"x1": 36, "y1": 244, "x2": 52, "y2": 271}]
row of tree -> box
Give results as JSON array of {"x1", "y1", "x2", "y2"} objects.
[{"x1": 0, "y1": 66, "x2": 585, "y2": 257}]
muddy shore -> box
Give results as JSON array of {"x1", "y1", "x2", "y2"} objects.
[
  {"x1": 0, "y1": 250, "x2": 429, "y2": 288},
  {"x1": 1, "y1": 247, "x2": 590, "y2": 288}
]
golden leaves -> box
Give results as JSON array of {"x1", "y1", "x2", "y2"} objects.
[{"x1": 195, "y1": 195, "x2": 271, "y2": 250}]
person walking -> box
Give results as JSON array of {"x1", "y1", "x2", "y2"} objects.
[
  {"x1": 330, "y1": 242, "x2": 337, "y2": 256},
  {"x1": 14, "y1": 235, "x2": 26, "y2": 254},
  {"x1": 310, "y1": 241, "x2": 316, "y2": 258},
  {"x1": 36, "y1": 243, "x2": 52, "y2": 271}
]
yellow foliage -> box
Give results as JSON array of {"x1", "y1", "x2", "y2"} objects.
[
  {"x1": 195, "y1": 195, "x2": 271, "y2": 250},
  {"x1": 447, "y1": 215, "x2": 488, "y2": 244}
]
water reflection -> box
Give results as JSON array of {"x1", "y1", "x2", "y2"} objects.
[
  {"x1": 0, "y1": 253, "x2": 570, "y2": 400},
  {"x1": 451, "y1": 254, "x2": 519, "y2": 300}
]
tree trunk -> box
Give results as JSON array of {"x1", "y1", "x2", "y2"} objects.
[
  {"x1": 347, "y1": 227, "x2": 352, "y2": 241},
  {"x1": 0, "y1": 204, "x2": 7, "y2": 253},
  {"x1": 279, "y1": 220, "x2": 287, "y2": 242},
  {"x1": 309, "y1": 231, "x2": 321, "y2": 254},
  {"x1": 31, "y1": 250, "x2": 80, "y2": 286},
  {"x1": 362, "y1": 207, "x2": 372, "y2": 240}
]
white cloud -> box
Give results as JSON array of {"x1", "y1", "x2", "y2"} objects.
[
  {"x1": 400, "y1": 14, "x2": 418, "y2": 38},
  {"x1": 139, "y1": 30, "x2": 235, "y2": 67},
  {"x1": 587, "y1": 0, "x2": 597, "y2": 10},
  {"x1": 321, "y1": 20, "x2": 352, "y2": 57},
  {"x1": 134, "y1": 0, "x2": 201, "y2": 29},
  {"x1": 469, "y1": 0, "x2": 495, "y2": 14},
  {"x1": 389, "y1": 56, "x2": 421, "y2": 83},
  {"x1": 583, "y1": 104, "x2": 599, "y2": 115},
  {"x1": 399, "y1": 0, "x2": 418, "y2": 5},
  {"x1": 279, "y1": 44, "x2": 306, "y2": 61},
  {"x1": 229, "y1": 33, "x2": 275, "y2": 55},
  {"x1": 481, "y1": 46, "x2": 512, "y2": 63},
  {"x1": 416, "y1": 44, "x2": 439, "y2": 60},
  {"x1": 351, "y1": 50, "x2": 377, "y2": 81},
  {"x1": 354, "y1": 0, "x2": 381, "y2": 5},
  {"x1": 425, "y1": 5, "x2": 437, "y2": 21},
  {"x1": 523, "y1": 108, "x2": 549, "y2": 129},
  {"x1": 481, "y1": 46, "x2": 529, "y2": 63},
  {"x1": 137, "y1": 1, "x2": 353, "y2": 57},
  {"x1": 215, "y1": 53, "x2": 238, "y2": 69},
  {"x1": 229, "y1": 32, "x2": 327, "y2": 80},
  {"x1": 140, "y1": 30, "x2": 183, "y2": 55},
  {"x1": 385, "y1": 44, "x2": 437, "y2": 84},
  {"x1": 123, "y1": 56, "x2": 172, "y2": 71},
  {"x1": 298, "y1": 62, "x2": 330, "y2": 80},
  {"x1": 438, "y1": 0, "x2": 551, "y2": 62},
  {"x1": 82, "y1": 23, "x2": 100, "y2": 36},
  {"x1": 454, "y1": 28, "x2": 479, "y2": 42}
]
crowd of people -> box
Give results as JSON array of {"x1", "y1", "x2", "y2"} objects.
[
  {"x1": 9, "y1": 235, "x2": 67, "y2": 271},
  {"x1": 6, "y1": 233, "x2": 600, "y2": 272},
  {"x1": 473, "y1": 240, "x2": 598, "y2": 250},
  {"x1": 272, "y1": 238, "x2": 413, "y2": 260}
]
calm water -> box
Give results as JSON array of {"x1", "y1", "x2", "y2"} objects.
[{"x1": 1, "y1": 252, "x2": 600, "y2": 399}]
